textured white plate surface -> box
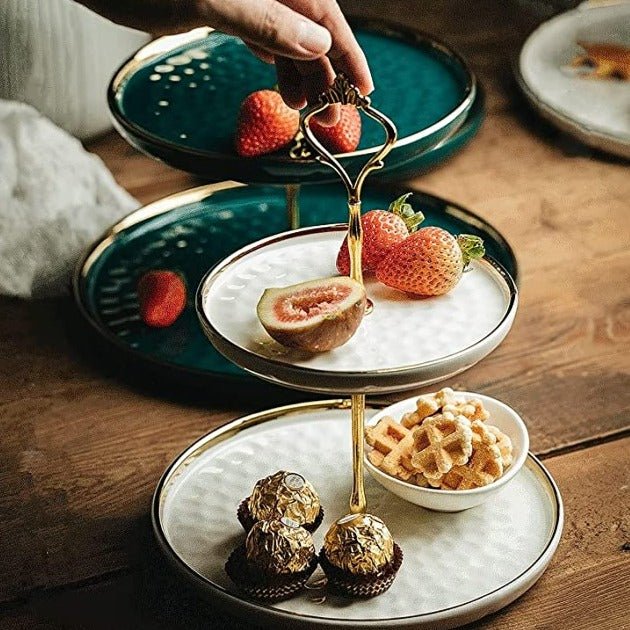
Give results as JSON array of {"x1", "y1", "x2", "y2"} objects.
[
  {"x1": 197, "y1": 226, "x2": 517, "y2": 394},
  {"x1": 154, "y1": 401, "x2": 563, "y2": 629},
  {"x1": 518, "y1": 2, "x2": 630, "y2": 158}
]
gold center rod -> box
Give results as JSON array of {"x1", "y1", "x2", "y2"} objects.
[
  {"x1": 285, "y1": 184, "x2": 300, "y2": 230},
  {"x1": 298, "y1": 74, "x2": 398, "y2": 517},
  {"x1": 349, "y1": 393, "x2": 366, "y2": 514},
  {"x1": 348, "y1": 199, "x2": 366, "y2": 514}
]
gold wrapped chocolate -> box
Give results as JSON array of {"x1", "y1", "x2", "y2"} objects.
[
  {"x1": 248, "y1": 471, "x2": 320, "y2": 525},
  {"x1": 245, "y1": 518, "x2": 315, "y2": 574},
  {"x1": 323, "y1": 513, "x2": 394, "y2": 575}
]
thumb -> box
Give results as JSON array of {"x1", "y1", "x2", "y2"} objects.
[{"x1": 200, "y1": 0, "x2": 332, "y2": 60}]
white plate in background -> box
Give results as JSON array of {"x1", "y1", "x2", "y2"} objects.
[{"x1": 518, "y1": 1, "x2": 630, "y2": 158}]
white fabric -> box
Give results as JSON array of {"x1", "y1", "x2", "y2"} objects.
[
  {"x1": 0, "y1": 0, "x2": 149, "y2": 139},
  {"x1": 0, "y1": 100, "x2": 138, "y2": 298}
]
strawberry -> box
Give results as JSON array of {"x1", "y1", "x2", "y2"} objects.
[
  {"x1": 310, "y1": 105, "x2": 361, "y2": 154},
  {"x1": 235, "y1": 90, "x2": 299, "y2": 157},
  {"x1": 336, "y1": 193, "x2": 424, "y2": 275},
  {"x1": 376, "y1": 228, "x2": 485, "y2": 296},
  {"x1": 137, "y1": 270, "x2": 187, "y2": 328}
]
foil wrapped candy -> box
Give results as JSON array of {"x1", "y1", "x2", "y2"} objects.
[
  {"x1": 248, "y1": 471, "x2": 320, "y2": 526},
  {"x1": 323, "y1": 513, "x2": 394, "y2": 575},
  {"x1": 245, "y1": 518, "x2": 316, "y2": 574}
]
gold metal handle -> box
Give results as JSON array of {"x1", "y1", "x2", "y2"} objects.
[
  {"x1": 300, "y1": 73, "x2": 398, "y2": 207},
  {"x1": 300, "y1": 75, "x2": 398, "y2": 515}
]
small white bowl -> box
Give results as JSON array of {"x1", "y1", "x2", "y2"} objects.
[{"x1": 365, "y1": 392, "x2": 529, "y2": 512}]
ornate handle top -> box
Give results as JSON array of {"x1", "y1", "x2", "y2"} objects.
[{"x1": 300, "y1": 74, "x2": 397, "y2": 205}]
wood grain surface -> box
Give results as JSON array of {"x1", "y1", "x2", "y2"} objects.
[
  {"x1": 0, "y1": 0, "x2": 628, "y2": 627},
  {"x1": 2, "y1": 439, "x2": 628, "y2": 629}
]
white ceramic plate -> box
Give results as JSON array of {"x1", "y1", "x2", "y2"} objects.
[
  {"x1": 196, "y1": 225, "x2": 517, "y2": 394},
  {"x1": 518, "y1": 2, "x2": 630, "y2": 158},
  {"x1": 365, "y1": 393, "x2": 530, "y2": 512},
  {"x1": 153, "y1": 400, "x2": 563, "y2": 629}
]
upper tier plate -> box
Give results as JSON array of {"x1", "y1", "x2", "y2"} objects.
[
  {"x1": 197, "y1": 226, "x2": 517, "y2": 394},
  {"x1": 108, "y1": 19, "x2": 476, "y2": 184}
]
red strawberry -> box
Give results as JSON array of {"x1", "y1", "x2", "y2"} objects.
[
  {"x1": 311, "y1": 105, "x2": 361, "y2": 154},
  {"x1": 235, "y1": 90, "x2": 299, "y2": 157},
  {"x1": 376, "y1": 228, "x2": 485, "y2": 296},
  {"x1": 336, "y1": 193, "x2": 424, "y2": 275},
  {"x1": 137, "y1": 270, "x2": 187, "y2": 328}
]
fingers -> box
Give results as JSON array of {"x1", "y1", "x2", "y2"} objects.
[
  {"x1": 244, "y1": 42, "x2": 276, "y2": 64},
  {"x1": 201, "y1": 0, "x2": 372, "y2": 126},
  {"x1": 274, "y1": 57, "x2": 340, "y2": 125},
  {"x1": 281, "y1": 0, "x2": 373, "y2": 96},
  {"x1": 275, "y1": 57, "x2": 306, "y2": 109},
  {"x1": 199, "y1": 0, "x2": 331, "y2": 60}
]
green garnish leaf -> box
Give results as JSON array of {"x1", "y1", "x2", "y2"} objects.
[
  {"x1": 457, "y1": 234, "x2": 485, "y2": 268},
  {"x1": 388, "y1": 192, "x2": 424, "y2": 232}
]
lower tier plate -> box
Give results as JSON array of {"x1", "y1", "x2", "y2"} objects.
[
  {"x1": 153, "y1": 400, "x2": 563, "y2": 629},
  {"x1": 74, "y1": 182, "x2": 517, "y2": 384},
  {"x1": 198, "y1": 226, "x2": 517, "y2": 394}
]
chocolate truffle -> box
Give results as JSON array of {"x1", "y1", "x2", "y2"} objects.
[
  {"x1": 320, "y1": 513, "x2": 403, "y2": 597},
  {"x1": 245, "y1": 518, "x2": 316, "y2": 574},
  {"x1": 225, "y1": 518, "x2": 318, "y2": 602},
  {"x1": 238, "y1": 470, "x2": 323, "y2": 532}
]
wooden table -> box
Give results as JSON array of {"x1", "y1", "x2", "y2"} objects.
[{"x1": 1, "y1": 1, "x2": 628, "y2": 628}]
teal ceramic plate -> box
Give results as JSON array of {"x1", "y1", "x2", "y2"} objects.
[
  {"x1": 74, "y1": 182, "x2": 517, "y2": 381},
  {"x1": 108, "y1": 19, "x2": 476, "y2": 184},
  {"x1": 381, "y1": 85, "x2": 485, "y2": 180}
]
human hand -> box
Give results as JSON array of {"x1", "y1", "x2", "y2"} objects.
[
  {"x1": 77, "y1": 0, "x2": 372, "y2": 124},
  {"x1": 198, "y1": 0, "x2": 373, "y2": 123}
]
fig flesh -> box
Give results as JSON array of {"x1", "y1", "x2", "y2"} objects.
[{"x1": 257, "y1": 277, "x2": 367, "y2": 353}]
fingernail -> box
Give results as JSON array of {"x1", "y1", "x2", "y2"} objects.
[{"x1": 297, "y1": 20, "x2": 331, "y2": 55}]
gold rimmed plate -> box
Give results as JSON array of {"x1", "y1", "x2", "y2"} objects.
[
  {"x1": 108, "y1": 19, "x2": 476, "y2": 184},
  {"x1": 153, "y1": 399, "x2": 563, "y2": 628},
  {"x1": 196, "y1": 225, "x2": 518, "y2": 394},
  {"x1": 73, "y1": 182, "x2": 517, "y2": 385}
]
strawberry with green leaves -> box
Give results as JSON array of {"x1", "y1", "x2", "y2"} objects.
[
  {"x1": 235, "y1": 89, "x2": 299, "y2": 157},
  {"x1": 336, "y1": 193, "x2": 424, "y2": 276},
  {"x1": 376, "y1": 228, "x2": 485, "y2": 296}
]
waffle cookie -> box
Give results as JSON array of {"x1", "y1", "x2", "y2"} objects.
[
  {"x1": 366, "y1": 390, "x2": 514, "y2": 491},
  {"x1": 487, "y1": 425, "x2": 514, "y2": 467},
  {"x1": 365, "y1": 416, "x2": 415, "y2": 481},
  {"x1": 440, "y1": 440, "x2": 503, "y2": 490},
  {"x1": 410, "y1": 413, "x2": 473, "y2": 479},
  {"x1": 401, "y1": 388, "x2": 490, "y2": 429}
]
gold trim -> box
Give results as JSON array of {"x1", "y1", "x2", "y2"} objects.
[{"x1": 72, "y1": 184, "x2": 517, "y2": 380}]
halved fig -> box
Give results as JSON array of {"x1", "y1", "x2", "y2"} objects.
[{"x1": 257, "y1": 277, "x2": 367, "y2": 353}]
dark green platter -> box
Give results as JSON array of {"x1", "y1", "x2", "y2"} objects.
[
  {"x1": 108, "y1": 19, "x2": 476, "y2": 184},
  {"x1": 74, "y1": 182, "x2": 517, "y2": 381}
]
